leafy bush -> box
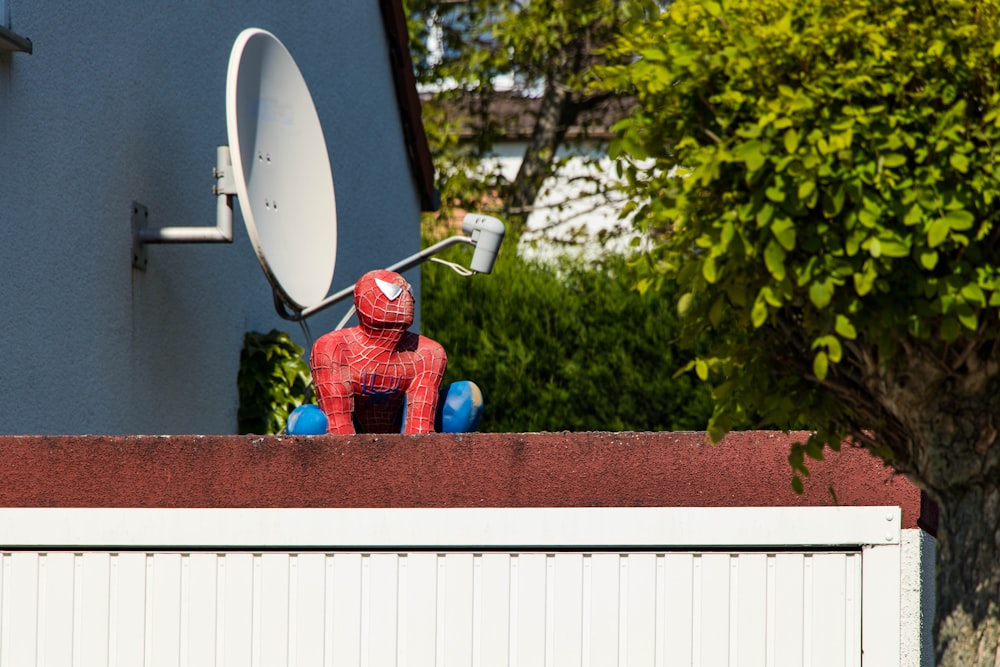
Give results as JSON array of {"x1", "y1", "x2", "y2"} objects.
[
  {"x1": 237, "y1": 330, "x2": 313, "y2": 434},
  {"x1": 421, "y1": 249, "x2": 713, "y2": 432}
]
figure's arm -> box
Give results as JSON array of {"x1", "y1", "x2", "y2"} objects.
[
  {"x1": 403, "y1": 337, "x2": 447, "y2": 434},
  {"x1": 310, "y1": 336, "x2": 356, "y2": 434}
]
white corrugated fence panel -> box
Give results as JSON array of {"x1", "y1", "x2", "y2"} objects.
[
  {"x1": 0, "y1": 550, "x2": 863, "y2": 667},
  {"x1": 0, "y1": 507, "x2": 902, "y2": 666}
]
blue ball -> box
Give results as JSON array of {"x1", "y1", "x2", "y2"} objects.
[
  {"x1": 286, "y1": 404, "x2": 328, "y2": 435},
  {"x1": 439, "y1": 380, "x2": 484, "y2": 433}
]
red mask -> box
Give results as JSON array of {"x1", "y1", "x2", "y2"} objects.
[{"x1": 353, "y1": 269, "x2": 414, "y2": 331}]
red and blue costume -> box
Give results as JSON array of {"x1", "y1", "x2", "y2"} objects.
[{"x1": 310, "y1": 270, "x2": 448, "y2": 434}]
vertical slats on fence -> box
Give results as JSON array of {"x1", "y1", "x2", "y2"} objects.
[
  {"x1": 861, "y1": 544, "x2": 902, "y2": 666},
  {"x1": 773, "y1": 552, "x2": 806, "y2": 666},
  {"x1": 40, "y1": 552, "x2": 74, "y2": 667},
  {"x1": 0, "y1": 549, "x2": 866, "y2": 667},
  {"x1": 187, "y1": 552, "x2": 219, "y2": 666},
  {"x1": 662, "y1": 552, "x2": 694, "y2": 666},
  {"x1": 513, "y1": 553, "x2": 547, "y2": 667},
  {"x1": 112, "y1": 551, "x2": 146, "y2": 666},
  {"x1": 221, "y1": 553, "x2": 253, "y2": 667},
  {"x1": 441, "y1": 551, "x2": 474, "y2": 665},
  {"x1": 399, "y1": 552, "x2": 436, "y2": 664},
  {"x1": 368, "y1": 553, "x2": 399, "y2": 667},
  {"x1": 294, "y1": 553, "x2": 326, "y2": 667},
  {"x1": 735, "y1": 552, "x2": 768, "y2": 667},
  {"x1": 588, "y1": 553, "x2": 620, "y2": 667},
  {"x1": 8, "y1": 553, "x2": 39, "y2": 666},
  {"x1": 80, "y1": 553, "x2": 112, "y2": 665},
  {"x1": 478, "y1": 553, "x2": 511, "y2": 667},
  {"x1": 258, "y1": 553, "x2": 290, "y2": 667},
  {"x1": 626, "y1": 553, "x2": 657, "y2": 667},
  {"x1": 330, "y1": 552, "x2": 362, "y2": 666}
]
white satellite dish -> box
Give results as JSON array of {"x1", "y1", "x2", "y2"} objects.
[
  {"x1": 226, "y1": 27, "x2": 337, "y2": 311},
  {"x1": 133, "y1": 27, "x2": 504, "y2": 322}
]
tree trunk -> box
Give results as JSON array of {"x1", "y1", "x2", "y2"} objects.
[
  {"x1": 934, "y1": 483, "x2": 1000, "y2": 665},
  {"x1": 505, "y1": 78, "x2": 572, "y2": 234},
  {"x1": 819, "y1": 340, "x2": 1000, "y2": 663}
]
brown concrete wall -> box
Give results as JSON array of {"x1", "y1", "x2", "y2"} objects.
[{"x1": 0, "y1": 431, "x2": 922, "y2": 528}]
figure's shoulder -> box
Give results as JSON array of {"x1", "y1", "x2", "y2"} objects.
[
  {"x1": 413, "y1": 333, "x2": 446, "y2": 365},
  {"x1": 312, "y1": 328, "x2": 356, "y2": 356}
]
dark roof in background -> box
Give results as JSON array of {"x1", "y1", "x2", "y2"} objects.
[
  {"x1": 426, "y1": 91, "x2": 634, "y2": 142},
  {"x1": 379, "y1": 0, "x2": 440, "y2": 212}
]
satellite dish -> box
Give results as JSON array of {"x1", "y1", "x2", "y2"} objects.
[{"x1": 226, "y1": 28, "x2": 337, "y2": 311}]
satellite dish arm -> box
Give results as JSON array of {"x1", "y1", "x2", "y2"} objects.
[
  {"x1": 132, "y1": 147, "x2": 236, "y2": 268},
  {"x1": 280, "y1": 213, "x2": 506, "y2": 321},
  {"x1": 282, "y1": 235, "x2": 474, "y2": 321}
]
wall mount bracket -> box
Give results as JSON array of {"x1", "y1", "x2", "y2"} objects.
[
  {"x1": 132, "y1": 146, "x2": 236, "y2": 270},
  {"x1": 0, "y1": 25, "x2": 31, "y2": 54}
]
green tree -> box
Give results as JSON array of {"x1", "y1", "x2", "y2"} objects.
[
  {"x1": 598, "y1": 0, "x2": 1000, "y2": 661},
  {"x1": 406, "y1": 0, "x2": 649, "y2": 237},
  {"x1": 422, "y1": 248, "x2": 713, "y2": 432}
]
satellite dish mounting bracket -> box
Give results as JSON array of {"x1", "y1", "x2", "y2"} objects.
[{"x1": 131, "y1": 146, "x2": 237, "y2": 270}]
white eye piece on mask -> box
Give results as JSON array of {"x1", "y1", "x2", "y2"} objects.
[{"x1": 375, "y1": 278, "x2": 404, "y2": 301}]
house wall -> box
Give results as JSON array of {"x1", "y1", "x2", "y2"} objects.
[{"x1": 0, "y1": 2, "x2": 423, "y2": 435}]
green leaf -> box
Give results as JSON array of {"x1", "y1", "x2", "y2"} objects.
[
  {"x1": 695, "y1": 359, "x2": 709, "y2": 380},
  {"x1": 752, "y1": 298, "x2": 768, "y2": 327},
  {"x1": 918, "y1": 250, "x2": 939, "y2": 269},
  {"x1": 734, "y1": 140, "x2": 767, "y2": 172},
  {"x1": 805, "y1": 439, "x2": 825, "y2": 461},
  {"x1": 791, "y1": 475, "x2": 805, "y2": 495},
  {"x1": 928, "y1": 218, "x2": 950, "y2": 247},
  {"x1": 944, "y1": 209, "x2": 975, "y2": 231},
  {"x1": 639, "y1": 48, "x2": 668, "y2": 61},
  {"x1": 784, "y1": 128, "x2": 800, "y2": 153},
  {"x1": 961, "y1": 283, "x2": 986, "y2": 307},
  {"x1": 813, "y1": 350, "x2": 829, "y2": 379},
  {"x1": 949, "y1": 153, "x2": 970, "y2": 173},
  {"x1": 868, "y1": 238, "x2": 882, "y2": 258},
  {"x1": 764, "y1": 240, "x2": 787, "y2": 280},
  {"x1": 702, "y1": 257, "x2": 719, "y2": 283},
  {"x1": 757, "y1": 202, "x2": 775, "y2": 226},
  {"x1": 765, "y1": 185, "x2": 786, "y2": 202},
  {"x1": 771, "y1": 218, "x2": 797, "y2": 251},
  {"x1": 882, "y1": 153, "x2": 906, "y2": 167},
  {"x1": 879, "y1": 238, "x2": 910, "y2": 258},
  {"x1": 835, "y1": 314, "x2": 857, "y2": 339},
  {"x1": 957, "y1": 304, "x2": 979, "y2": 331},
  {"x1": 677, "y1": 292, "x2": 694, "y2": 317},
  {"x1": 709, "y1": 296, "x2": 726, "y2": 327},
  {"x1": 809, "y1": 279, "x2": 834, "y2": 309},
  {"x1": 797, "y1": 179, "x2": 816, "y2": 203},
  {"x1": 904, "y1": 205, "x2": 923, "y2": 226},
  {"x1": 813, "y1": 334, "x2": 843, "y2": 363},
  {"x1": 821, "y1": 186, "x2": 845, "y2": 217}
]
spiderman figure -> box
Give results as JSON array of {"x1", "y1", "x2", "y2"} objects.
[{"x1": 309, "y1": 269, "x2": 479, "y2": 434}]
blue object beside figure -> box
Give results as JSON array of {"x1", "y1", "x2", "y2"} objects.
[
  {"x1": 286, "y1": 403, "x2": 328, "y2": 435},
  {"x1": 437, "y1": 380, "x2": 484, "y2": 433},
  {"x1": 287, "y1": 380, "x2": 483, "y2": 435}
]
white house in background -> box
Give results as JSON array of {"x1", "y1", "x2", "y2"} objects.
[
  {"x1": 442, "y1": 93, "x2": 640, "y2": 260},
  {"x1": 0, "y1": 0, "x2": 436, "y2": 434}
]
